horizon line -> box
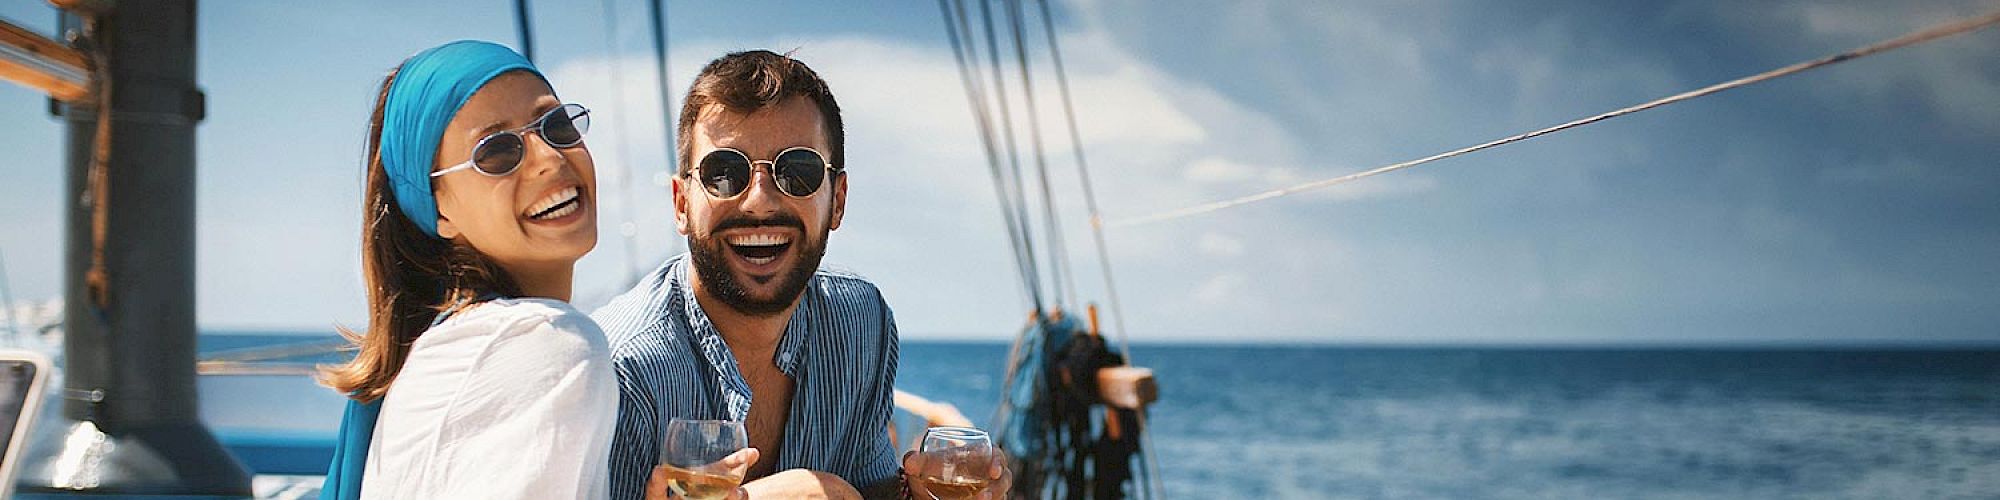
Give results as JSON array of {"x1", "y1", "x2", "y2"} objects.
[{"x1": 196, "y1": 328, "x2": 2000, "y2": 350}]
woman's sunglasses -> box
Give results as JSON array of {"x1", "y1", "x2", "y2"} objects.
[
  {"x1": 431, "y1": 103, "x2": 591, "y2": 178},
  {"x1": 688, "y1": 147, "x2": 842, "y2": 199}
]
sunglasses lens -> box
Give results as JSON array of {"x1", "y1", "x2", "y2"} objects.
[
  {"x1": 773, "y1": 149, "x2": 827, "y2": 196},
  {"x1": 542, "y1": 104, "x2": 588, "y2": 147},
  {"x1": 698, "y1": 150, "x2": 752, "y2": 198},
  {"x1": 472, "y1": 133, "x2": 525, "y2": 175}
]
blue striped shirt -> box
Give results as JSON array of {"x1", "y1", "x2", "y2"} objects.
[{"x1": 591, "y1": 254, "x2": 901, "y2": 500}]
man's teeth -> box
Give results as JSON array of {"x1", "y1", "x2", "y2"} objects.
[
  {"x1": 726, "y1": 233, "x2": 791, "y2": 247},
  {"x1": 527, "y1": 187, "x2": 581, "y2": 220},
  {"x1": 728, "y1": 232, "x2": 790, "y2": 265}
]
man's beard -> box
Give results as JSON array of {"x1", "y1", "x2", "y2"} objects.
[{"x1": 687, "y1": 212, "x2": 828, "y2": 317}]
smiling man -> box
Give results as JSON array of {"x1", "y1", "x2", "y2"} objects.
[{"x1": 592, "y1": 50, "x2": 900, "y2": 499}]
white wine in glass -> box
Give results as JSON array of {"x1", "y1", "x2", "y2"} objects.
[
  {"x1": 660, "y1": 419, "x2": 748, "y2": 500},
  {"x1": 917, "y1": 426, "x2": 995, "y2": 500}
]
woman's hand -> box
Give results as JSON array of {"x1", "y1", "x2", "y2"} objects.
[
  {"x1": 645, "y1": 447, "x2": 760, "y2": 500},
  {"x1": 902, "y1": 449, "x2": 1012, "y2": 500}
]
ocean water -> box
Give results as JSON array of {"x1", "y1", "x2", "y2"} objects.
[
  {"x1": 197, "y1": 335, "x2": 2000, "y2": 499},
  {"x1": 898, "y1": 343, "x2": 2000, "y2": 499}
]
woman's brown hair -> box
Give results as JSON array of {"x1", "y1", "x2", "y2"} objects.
[{"x1": 319, "y1": 66, "x2": 523, "y2": 403}]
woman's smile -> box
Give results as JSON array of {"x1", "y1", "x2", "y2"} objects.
[{"x1": 522, "y1": 184, "x2": 589, "y2": 225}]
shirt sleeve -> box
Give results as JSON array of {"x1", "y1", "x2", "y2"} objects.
[
  {"x1": 853, "y1": 292, "x2": 905, "y2": 493},
  {"x1": 424, "y1": 311, "x2": 617, "y2": 500},
  {"x1": 607, "y1": 349, "x2": 661, "y2": 500}
]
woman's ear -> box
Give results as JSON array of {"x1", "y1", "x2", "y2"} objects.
[
  {"x1": 434, "y1": 184, "x2": 462, "y2": 239},
  {"x1": 436, "y1": 215, "x2": 460, "y2": 239}
]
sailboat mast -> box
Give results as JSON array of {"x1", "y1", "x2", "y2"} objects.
[{"x1": 24, "y1": 1, "x2": 253, "y2": 496}]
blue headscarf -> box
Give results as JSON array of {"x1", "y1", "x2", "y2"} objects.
[{"x1": 380, "y1": 40, "x2": 546, "y2": 238}]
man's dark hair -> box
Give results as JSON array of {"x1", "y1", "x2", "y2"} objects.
[{"x1": 677, "y1": 50, "x2": 844, "y2": 176}]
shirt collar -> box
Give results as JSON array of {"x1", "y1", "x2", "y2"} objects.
[
  {"x1": 671, "y1": 256, "x2": 815, "y2": 414},
  {"x1": 673, "y1": 258, "x2": 752, "y2": 420}
]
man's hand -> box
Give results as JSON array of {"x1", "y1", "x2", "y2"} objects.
[
  {"x1": 902, "y1": 450, "x2": 1012, "y2": 500},
  {"x1": 741, "y1": 469, "x2": 863, "y2": 500},
  {"x1": 646, "y1": 448, "x2": 760, "y2": 500}
]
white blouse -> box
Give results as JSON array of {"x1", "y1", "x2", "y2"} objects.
[{"x1": 361, "y1": 298, "x2": 618, "y2": 500}]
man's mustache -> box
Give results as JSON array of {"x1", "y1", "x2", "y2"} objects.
[{"x1": 710, "y1": 213, "x2": 806, "y2": 234}]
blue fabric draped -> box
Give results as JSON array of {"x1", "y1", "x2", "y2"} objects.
[
  {"x1": 999, "y1": 314, "x2": 1079, "y2": 463},
  {"x1": 318, "y1": 398, "x2": 380, "y2": 500}
]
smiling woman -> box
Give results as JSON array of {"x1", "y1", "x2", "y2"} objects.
[
  {"x1": 312, "y1": 40, "x2": 621, "y2": 500},
  {"x1": 431, "y1": 73, "x2": 600, "y2": 297}
]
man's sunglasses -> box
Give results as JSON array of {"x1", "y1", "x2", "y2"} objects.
[
  {"x1": 431, "y1": 103, "x2": 591, "y2": 178},
  {"x1": 687, "y1": 147, "x2": 842, "y2": 199}
]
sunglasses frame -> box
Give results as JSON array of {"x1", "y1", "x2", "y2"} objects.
[
  {"x1": 431, "y1": 103, "x2": 591, "y2": 178},
  {"x1": 686, "y1": 146, "x2": 844, "y2": 199}
]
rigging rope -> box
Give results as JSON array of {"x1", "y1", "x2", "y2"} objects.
[
  {"x1": 1028, "y1": 1, "x2": 1158, "y2": 497},
  {"x1": 948, "y1": 1, "x2": 1161, "y2": 497},
  {"x1": 1108, "y1": 9, "x2": 2000, "y2": 228},
  {"x1": 1004, "y1": 0, "x2": 1080, "y2": 312},
  {"x1": 942, "y1": 0, "x2": 1047, "y2": 315},
  {"x1": 978, "y1": 0, "x2": 1054, "y2": 316},
  {"x1": 1031, "y1": 0, "x2": 1133, "y2": 362},
  {"x1": 945, "y1": 0, "x2": 1049, "y2": 443},
  {"x1": 81, "y1": 15, "x2": 113, "y2": 310}
]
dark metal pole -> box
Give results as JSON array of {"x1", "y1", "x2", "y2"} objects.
[
  {"x1": 648, "y1": 0, "x2": 671, "y2": 159},
  {"x1": 515, "y1": 0, "x2": 536, "y2": 62},
  {"x1": 20, "y1": 0, "x2": 253, "y2": 496}
]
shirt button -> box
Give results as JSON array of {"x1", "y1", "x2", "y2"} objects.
[{"x1": 778, "y1": 352, "x2": 794, "y2": 365}]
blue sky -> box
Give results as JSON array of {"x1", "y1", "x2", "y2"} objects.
[{"x1": 1, "y1": 1, "x2": 1995, "y2": 344}]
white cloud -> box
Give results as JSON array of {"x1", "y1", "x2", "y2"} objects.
[
  {"x1": 1195, "y1": 232, "x2": 1245, "y2": 258},
  {"x1": 532, "y1": 24, "x2": 1402, "y2": 340},
  {"x1": 1056, "y1": 65, "x2": 1208, "y2": 147},
  {"x1": 1192, "y1": 272, "x2": 1246, "y2": 305},
  {"x1": 1181, "y1": 157, "x2": 1258, "y2": 184}
]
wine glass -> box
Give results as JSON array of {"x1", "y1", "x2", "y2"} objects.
[
  {"x1": 659, "y1": 419, "x2": 748, "y2": 500},
  {"x1": 916, "y1": 426, "x2": 995, "y2": 500}
]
